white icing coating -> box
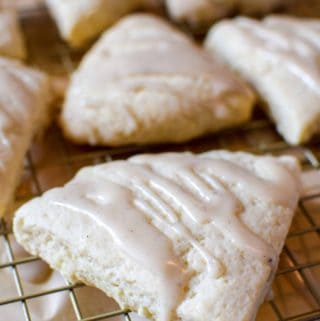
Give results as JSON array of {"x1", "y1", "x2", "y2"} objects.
[
  {"x1": 49, "y1": 178, "x2": 188, "y2": 321},
  {"x1": 76, "y1": 14, "x2": 246, "y2": 93},
  {"x1": 62, "y1": 14, "x2": 254, "y2": 147},
  {"x1": 0, "y1": 64, "x2": 32, "y2": 172},
  {"x1": 41, "y1": 152, "x2": 299, "y2": 321},
  {"x1": 206, "y1": 15, "x2": 320, "y2": 144},
  {"x1": 234, "y1": 17, "x2": 320, "y2": 96},
  {"x1": 0, "y1": 57, "x2": 51, "y2": 217}
]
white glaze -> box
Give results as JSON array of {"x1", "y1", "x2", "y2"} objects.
[
  {"x1": 49, "y1": 177, "x2": 188, "y2": 321},
  {"x1": 0, "y1": 57, "x2": 50, "y2": 217},
  {"x1": 42, "y1": 152, "x2": 300, "y2": 320},
  {"x1": 62, "y1": 14, "x2": 255, "y2": 147},
  {"x1": 235, "y1": 17, "x2": 320, "y2": 96},
  {"x1": 77, "y1": 14, "x2": 246, "y2": 94},
  {"x1": 0, "y1": 64, "x2": 32, "y2": 173}
]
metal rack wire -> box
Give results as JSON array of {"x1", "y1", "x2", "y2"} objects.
[{"x1": 0, "y1": 4, "x2": 320, "y2": 321}]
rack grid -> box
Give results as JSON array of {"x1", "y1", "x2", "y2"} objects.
[{"x1": 0, "y1": 4, "x2": 320, "y2": 321}]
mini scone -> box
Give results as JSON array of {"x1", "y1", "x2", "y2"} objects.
[
  {"x1": 166, "y1": 0, "x2": 285, "y2": 30},
  {"x1": 205, "y1": 16, "x2": 320, "y2": 145},
  {"x1": 61, "y1": 14, "x2": 255, "y2": 146},
  {"x1": 0, "y1": 57, "x2": 52, "y2": 217},
  {"x1": 14, "y1": 150, "x2": 301, "y2": 321},
  {"x1": 45, "y1": 0, "x2": 152, "y2": 47},
  {"x1": 0, "y1": 9, "x2": 26, "y2": 59}
]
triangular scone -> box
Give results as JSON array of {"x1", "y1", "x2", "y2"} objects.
[
  {"x1": 166, "y1": 0, "x2": 232, "y2": 28},
  {"x1": 0, "y1": 9, "x2": 26, "y2": 59},
  {"x1": 60, "y1": 14, "x2": 255, "y2": 146},
  {"x1": 45, "y1": 0, "x2": 155, "y2": 47},
  {"x1": 205, "y1": 16, "x2": 320, "y2": 145},
  {"x1": 166, "y1": 0, "x2": 285, "y2": 30},
  {"x1": 0, "y1": 57, "x2": 52, "y2": 217},
  {"x1": 14, "y1": 150, "x2": 301, "y2": 321}
]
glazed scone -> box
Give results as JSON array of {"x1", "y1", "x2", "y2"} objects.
[
  {"x1": 14, "y1": 150, "x2": 301, "y2": 321},
  {"x1": 61, "y1": 14, "x2": 255, "y2": 146},
  {"x1": 0, "y1": 9, "x2": 26, "y2": 59},
  {"x1": 166, "y1": 0, "x2": 286, "y2": 30},
  {"x1": 166, "y1": 0, "x2": 232, "y2": 28},
  {"x1": 0, "y1": 57, "x2": 52, "y2": 217},
  {"x1": 45, "y1": 0, "x2": 155, "y2": 47},
  {"x1": 205, "y1": 16, "x2": 320, "y2": 144}
]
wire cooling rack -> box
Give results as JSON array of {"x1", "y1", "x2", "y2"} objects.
[{"x1": 0, "y1": 3, "x2": 320, "y2": 321}]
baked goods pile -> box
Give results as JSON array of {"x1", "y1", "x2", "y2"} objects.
[{"x1": 0, "y1": 1, "x2": 319, "y2": 321}]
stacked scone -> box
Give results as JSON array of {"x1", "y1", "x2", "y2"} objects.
[{"x1": 0, "y1": 1, "x2": 318, "y2": 321}]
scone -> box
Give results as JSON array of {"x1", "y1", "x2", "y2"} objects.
[
  {"x1": 45, "y1": 0, "x2": 155, "y2": 47},
  {"x1": 61, "y1": 14, "x2": 255, "y2": 146},
  {"x1": 14, "y1": 150, "x2": 301, "y2": 321},
  {"x1": 0, "y1": 9, "x2": 26, "y2": 59},
  {"x1": 0, "y1": 57, "x2": 52, "y2": 217},
  {"x1": 166, "y1": 0, "x2": 286, "y2": 30},
  {"x1": 205, "y1": 16, "x2": 320, "y2": 144}
]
